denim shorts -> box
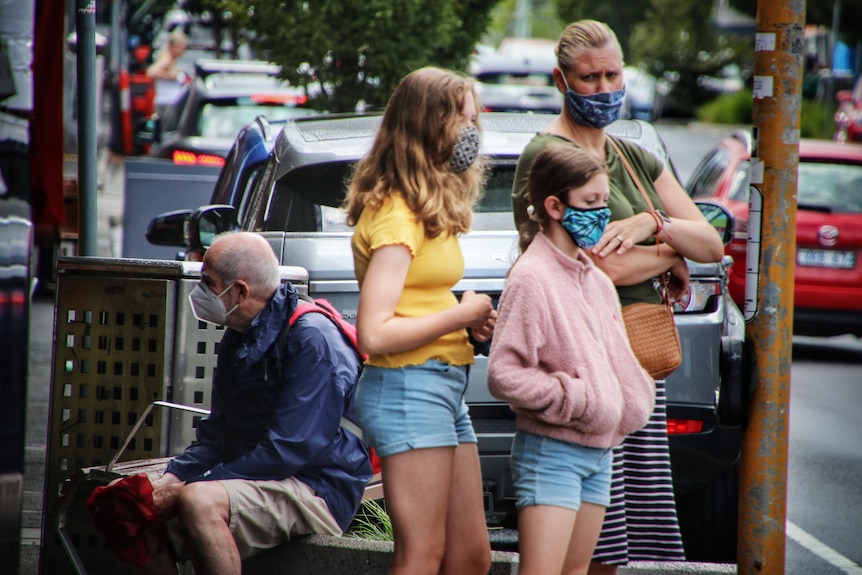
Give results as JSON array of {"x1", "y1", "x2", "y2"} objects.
[
  {"x1": 511, "y1": 430, "x2": 613, "y2": 512},
  {"x1": 354, "y1": 359, "x2": 477, "y2": 458}
]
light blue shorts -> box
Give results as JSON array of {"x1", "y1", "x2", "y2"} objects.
[
  {"x1": 511, "y1": 430, "x2": 613, "y2": 512},
  {"x1": 354, "y1": 359, "x2": 477, "y2": 458}
]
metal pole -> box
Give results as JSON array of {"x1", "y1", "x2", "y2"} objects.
[
  {"x1": 738, "y1": 1, "x2": 804, "y2": 573},
  {"x1": 76, "y1": 0, "x2": 98, "y2": 256}
]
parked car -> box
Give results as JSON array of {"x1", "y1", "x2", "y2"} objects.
[
  {"x1": 835, "y1": 74, "x2": 862, "y2": 144},
  {"x1": 146, "y1": 113, "x2": 286, "y2": 258},
  {"x1": 687, "y1": 131, "x2": 862, "y2": 337},
  {"x1": 469, "y1": 53, "x2": 561, "y2": 114},
  {"x1": 621, "y1": 66, "x2": 664, "y2": 122},
  {"x1": 135, "y1": 59, "x2": 318, "y2": 166},
  {"x1": 148, "y1": 113, "x2": 746, "y2": 561}
]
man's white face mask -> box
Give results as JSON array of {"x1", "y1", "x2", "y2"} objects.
[{"x1": 188, "y1": 281, "x2": 238, "y2": 325}]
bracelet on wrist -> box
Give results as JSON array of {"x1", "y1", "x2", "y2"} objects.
[{"x1": 648, "y1": 209, "x2": 672, "y2": 241}]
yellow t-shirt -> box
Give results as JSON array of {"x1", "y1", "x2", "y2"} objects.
[{"x1": 352, "y1": 194, "x2": 474, "y2": 368}]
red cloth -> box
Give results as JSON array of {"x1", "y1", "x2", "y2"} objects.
[{"x1": 85, "y1": 474, "x2": 162, "y2": 567}]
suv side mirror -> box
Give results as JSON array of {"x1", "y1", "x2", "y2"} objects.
[
  {"x1": 135, "y1": 115, "x2": 162, "y2": 145},
  {"x1": 696, "y1": 201, "x2": 735, "y2": 246},
  {"x1": 187, "y1": 205, "x2": 239, "y2": 251},
  {"x1": 146, "y1": 209, "x2": 192, "y2": 246}
]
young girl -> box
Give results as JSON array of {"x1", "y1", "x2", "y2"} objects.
[
  {"x1": 344, "y1": 67, "x2": 496, "y2": 575},
  {"x1": 488, "y1": 143, "x2": 655, "y2": 575}
]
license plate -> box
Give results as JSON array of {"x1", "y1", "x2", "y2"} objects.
[{"x1": 796, "y1": 248, "x2": 856, "y2": 269}]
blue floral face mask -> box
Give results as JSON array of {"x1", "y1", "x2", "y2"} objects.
[
  {"x1": 560, "y1": 205, "x2": 611, "y2": 248},
  {"x1": 562, "y1": 76, "x2": 626, "y2": 129}
]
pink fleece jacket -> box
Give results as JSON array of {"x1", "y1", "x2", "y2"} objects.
[{"x1": 487, "y1": 232, "x2": 655, "y2": 449}]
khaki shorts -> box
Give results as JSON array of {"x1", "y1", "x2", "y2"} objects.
[{"x1": 168, "y1": 477, "x2": 341, "y2": 560}]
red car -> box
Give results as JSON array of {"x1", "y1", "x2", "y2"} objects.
[{"x1": 687, "y1": 132, "x2": 862, "y2": 337}]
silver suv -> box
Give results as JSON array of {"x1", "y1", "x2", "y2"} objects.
[{"x1": 149, "y1": 112, "x2": 747, "y2": 562}]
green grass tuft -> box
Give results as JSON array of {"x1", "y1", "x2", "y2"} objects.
[{"x1": 347, "y1": 498, "x2": 393, "y2": 542}]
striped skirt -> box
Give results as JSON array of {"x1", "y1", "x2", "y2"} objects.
[{"x1": 592, "y1": 380, "x2": 686, "y2": 565}]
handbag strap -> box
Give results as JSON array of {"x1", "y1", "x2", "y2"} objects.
[
  {"x1": 607, "y1": 136, "x2": 654, "y2": 210},
  {"x1": 608, "y1": 136, "x2": 672, "y2": 309}
]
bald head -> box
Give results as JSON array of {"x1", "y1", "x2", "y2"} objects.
[{"x1": 206, "y1": 232, "x2": 280, "y2": 295}]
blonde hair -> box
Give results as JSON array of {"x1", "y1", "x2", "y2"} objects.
[
  {"x1": 344, "y1": 67, "x2": 485, "y2": 238},
  {"x1": 555, "y1": 19, "x2": 622, "y2": 72},
  {"x1": 519, "y1": 144, "x2": 608, "y2": 253},
  {"x1": 168, "y1": 29, "x2": 189, "y2": 48}
]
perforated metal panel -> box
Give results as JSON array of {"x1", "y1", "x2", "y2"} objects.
[
  {"x1": 43, "y1": 264, "x2": 175, "y2": 575},
  {"x1": 166, "y1": 276, "x2": 227, "y2": 455},
  {"x1": 41, "y1": 257, "x2": 307, "y2": 574}
]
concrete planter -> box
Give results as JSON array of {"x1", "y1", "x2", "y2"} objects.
[{"x1": 242, "y1": 534, "x2": 520, "y2": 575}]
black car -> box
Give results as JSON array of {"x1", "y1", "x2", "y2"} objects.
[{"x1": 135, "y1": 59, "x2": 318, "y2": 167}]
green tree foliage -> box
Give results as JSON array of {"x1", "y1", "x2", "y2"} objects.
[
  {"x1": 183, "y1": 0, "x2": 251, "y2": 59},
  {"x1": 222, "y1": 0, "x2": 497, "y2": 113},
  {"x1": 629, "y1": 0, "x2": 740, "y2": 116},
  {"x1": 552, "y1": 0, "x2": 651, "y2": 58},
  {"x1": 729, "y1": 0, "x2": 862, "y2": 46},
  {"x1": 485, "y1": 0, "x2": 565, "y2": 46}
]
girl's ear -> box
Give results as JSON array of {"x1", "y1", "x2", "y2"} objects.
[{"x1": 544, "y1": 195, "x2": 566, "y2": 222}]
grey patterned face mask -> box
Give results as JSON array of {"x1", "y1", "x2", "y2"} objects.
[{"x1": 449, "y1": 125, "x2": 480, "y2": 173}]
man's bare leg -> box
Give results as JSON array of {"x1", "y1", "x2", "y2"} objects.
[{"x1": 174, "y1": 481, "x2": 239, "y2": 575}]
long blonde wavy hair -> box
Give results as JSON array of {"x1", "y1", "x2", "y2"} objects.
[{"x1": 344, "y1": 67, "x2": 485, "y2": 238}]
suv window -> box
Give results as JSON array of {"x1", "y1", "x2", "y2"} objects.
[
  {"x1": 475, "y1": 71, "x2": 555, "y2": 87},
  {"x1": 254, "y1": 161, "x2": 520, "y2": 234},
  {"x1": 799, "y1": 162, "x2": 862, "y2": 213},
  {"x1": 727, "y1": 161, "x2": 751, "y2": 203},
  {"x1": 197, "y1": 102, "x2": 317, "y2": 139},
  {"x1": 687, "y1": 147, "x2": 730, "y2": 199},
  {"x1": 162, "y1": 88, "x2": 190, "y2": 132}
]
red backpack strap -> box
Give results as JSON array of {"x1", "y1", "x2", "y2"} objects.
[{"x1": 288, "y1": 298, "x2": 366, "y2": 360}]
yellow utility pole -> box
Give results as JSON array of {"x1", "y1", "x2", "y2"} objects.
[{"x1": 738, "y1": 1, "x2": 805, "y2": 574}]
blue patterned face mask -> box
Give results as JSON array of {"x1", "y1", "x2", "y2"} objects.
[
  {"x1": 562, "y1": 77, "x2": 626, "y2": 129},
  {"x1": 560, "y1": 205, "x2": 611, "y2": 248}
]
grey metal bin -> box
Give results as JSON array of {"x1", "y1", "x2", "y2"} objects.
[{"x1": 41, "y1": 256, "x2": 308, "y2": 575}]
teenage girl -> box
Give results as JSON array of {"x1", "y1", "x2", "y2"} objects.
[
  {"x1": 488, "y1": 143, "x2": 655, "y2": 575},
  {"x1": 344, "y1": 66, "x2": 496, "y2": 575}
]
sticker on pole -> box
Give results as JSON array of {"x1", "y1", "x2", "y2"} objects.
[
  {"x1": 753, "y1": 76, "x2": 774, "y2": 99},
  {"x1": 744, "y1": 185, "x2": 763, "y2": 323}
]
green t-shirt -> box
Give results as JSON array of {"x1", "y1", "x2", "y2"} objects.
[{"x1": 511, "y1": 132, "x2": 667, "y2": 306}]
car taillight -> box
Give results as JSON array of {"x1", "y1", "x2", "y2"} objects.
[
  {"x1": 667, "y1": 418, "x2": 705, "y2": 434},
  {"x1": 172, "y1": 150, "x2": 226, "y2": 167},
  {"x1": 250, "y1": 93, "x2": 309, "y2": 105}
]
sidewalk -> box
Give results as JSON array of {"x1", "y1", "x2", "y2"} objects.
[{"x1": 19, "y1": 144, "x2": 125, "y2": 575}]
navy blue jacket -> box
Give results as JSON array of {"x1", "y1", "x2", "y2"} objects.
[{"x1": 165, "y1": 283, "x2": 371, "y2": 531}]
